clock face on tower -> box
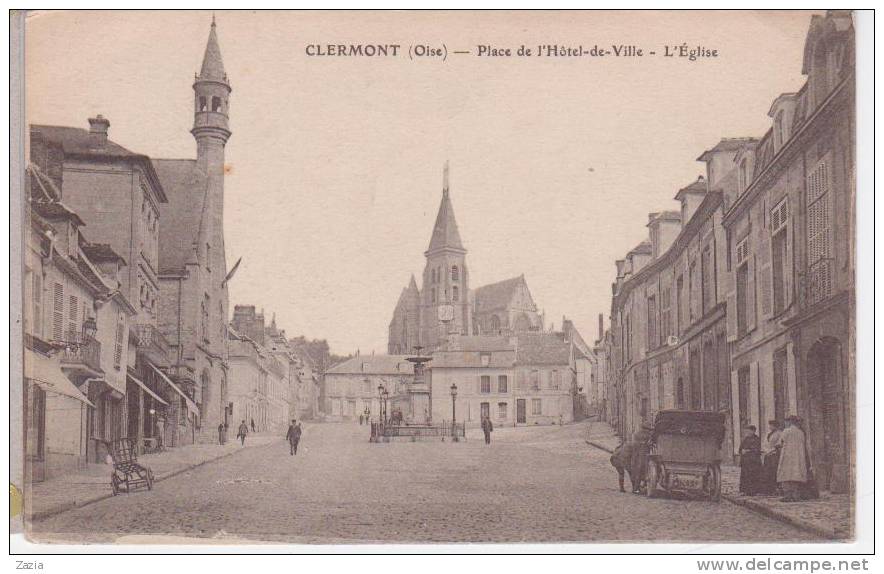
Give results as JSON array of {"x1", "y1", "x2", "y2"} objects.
[{"x1": 437, "y1": 304, "x2": 454, "y2": 322}]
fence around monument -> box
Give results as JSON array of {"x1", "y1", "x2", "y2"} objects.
[{"x1": 370, "y1": 421, "x2": 465, "y2": 442}]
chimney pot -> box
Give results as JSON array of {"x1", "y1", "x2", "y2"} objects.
[{"x1": 87, "y1": 115, "x2": 110, "y2": 145}]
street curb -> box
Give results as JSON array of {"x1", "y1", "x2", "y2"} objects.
[
  {"x1": 583, "y1": 438, "x2": 838, "y2": 540},
  {"x1": 28, "y1": 439, "x2": 280, "y2": 522}
]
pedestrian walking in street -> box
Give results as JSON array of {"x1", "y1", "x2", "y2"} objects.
[
  {"x1": 251, "y1": 418, "x2": 256, "y2": 433},
  {"x1": 738, "y1": 425, "x2": 763, "y2": 495},
  {"x1": 481, "y1": 415, "x2": 493, "y2": 444},
  {"x1": 761, "y1": 419, "x2": 783, "y2": 494},
  {"x1": 609, "y1": 440, "x2": 635, "y2": 493},
  {"x1": 285, "y1": 419, "x2": 302, "y2": 455},
  {"x1": 237, "y1": 420, "x2": 249, "y2": 446},
  {"x1": 776, "y1": 415, "x2": 809, "y2": 502},
  {"x1": 630, "y1": 421, "x2": 653, "y2": 494},
  {"x1": 218, "y1": 422, "x2": 225, "y2": 445}
]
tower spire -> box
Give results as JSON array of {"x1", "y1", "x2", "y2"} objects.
[{"x1": 443, "y1": 160, "x2": 450, "y2": 197}]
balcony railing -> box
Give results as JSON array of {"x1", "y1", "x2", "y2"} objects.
[
  {"x1": 135, "y1": 324, "x2": 171, "y2": 366},
  {"x1": 59, "y1": 336, "x2": 102, "y2": 373}
]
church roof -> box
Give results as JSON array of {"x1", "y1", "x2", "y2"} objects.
[
  {"x1": 199, "y1": 19, "x2": 227, "y2": 82},
  {"x1": 426, "y1": 189, "x2": 465, "y2": 254},
  {"x1": 326, "y1": 355, "x2": 414, "y2": 375},
  {"x1": 474, "y1": 275, "x2": 529, "y2": 313},
  {"x1": 514, "y1": 333, "x2": 571, "y2": 366},
  {"x1": 153, "y1": 158, "x2": 206, "y2": 273}
]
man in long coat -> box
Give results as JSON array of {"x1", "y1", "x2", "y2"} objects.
[
  {"x1": 630, "y1": 422, "x2": 653, "y2": 494},
  {"x1": 777, "y1": 415, "x2": 808, "y2": 502},
  {"x1": 285, "y1": 419, "x2": 302, "y2": 456},
  {"x1": 610, "y1": 440, "x2": 635, "y2": 493},
  {"x1": 481, "y1": 415, "x2": 494, "y2": 445},
  {"x1": 236, "y1": 420, "x2": 249, "y2": 446}
]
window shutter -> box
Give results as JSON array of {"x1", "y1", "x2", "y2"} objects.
[
  {"x1": 68, "y1": 295, "x2": 79, "y2": 341},
  {"x1": 33, "y1": 272, "x2": 43, "y2": 337},
  {"x1": 785, "y1": 219, "x2": 795, "y2": 308},
  {"x1": 730, "y1": 369, "x2": 741, "y2": 455},
  {"x1": 746, "y1": 254, "x2": 757, "y2": 333},
  {"x1": 52, "y1": 282, "x2": 64, "y2": 341},
  {"x1": 748, "y1": 361, "x2": 760, "y2": 429},
  {"x1": 785, "y1": 342, "x2": 798, "y2": 415},
  {"x1": 758, "y1": 231, "x2": 773, "y2": 319}
]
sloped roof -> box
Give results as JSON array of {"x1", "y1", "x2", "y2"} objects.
[
  {"x1": 674, "y1": 176, "x2": 708, "y2": 201},
  {"x1": 431, "y1": 336, "x2": 516, "y2": 368},
  {"x1": 515, "y1": 334, "x2": 571, "y2": 366},
  {"x1": 696, "y1": 138, "x2": 759, "y2": 162},
  {"x1": 199, "y1": 21, "x2": 228, "y2": 82},
  {"x1": 426, "y1": 190, "x2": 465, "y2": 254},
  {"x1": 474, "y1": 275, "x2": 526, "y2": 313},
  {"x1": 29, "y1": 124, "x2": 166, "y2": 202},
  {"x1": 325, "y1": 355, "x2": 415, "y2": 375},
  {"x1": 82, "y1": 242, "x2": 126, "y2": 264},
  {"x1": 153, "y1": 158, "x2": 205, "y2": 273}
]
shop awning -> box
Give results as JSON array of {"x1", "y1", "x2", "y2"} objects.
[
  {"x1": 149, "y1": 363, "x2": 199, "y2": 415},
  {"x1": 127, "y1": 373, "x2": 169, "y2": 406},
  {"x1": 24, "y1": 350, "x2": 95, "y2": 407}
]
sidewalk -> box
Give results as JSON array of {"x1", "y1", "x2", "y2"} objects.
[
  {"x1": 26, "y1": 435, "x2": 279, "y2": 521},
  {"x1": 584, "y1": 420, "x2": 852, "y2": 540}
]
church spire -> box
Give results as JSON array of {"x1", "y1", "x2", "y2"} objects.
[
  {"x1": 199, "y1": 16, "x2": 227, "y2": 82},
  {"x1": 425, "y1": 162, "x2": 465, "y2": 255}
]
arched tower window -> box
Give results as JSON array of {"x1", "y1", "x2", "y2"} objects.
[
  {"x1": 431, "y1": 288, "x2": 437, "y2": 304},
  {"x1": 451, "y1": 265, "x2": 459, "y2": 281},
  {"x1": 490, "y1": 315, "x2": 501, "y2": 332},
  {"x1": 452, "y1": 286, "x2": 459, "y2": 302},
  {"x1": 199, "y1": 97, "x2": 207, "y2": 112},
  {"x1": 211, "y1": 96, "x2": 222, "y2": 112}
]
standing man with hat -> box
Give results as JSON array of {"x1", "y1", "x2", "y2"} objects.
[
  {"x1": 630, "y1": 420, "x2": 654, "y2": 494},
  {"x1": 777, "y1": 415, "x2": 809, "y2": 502}
]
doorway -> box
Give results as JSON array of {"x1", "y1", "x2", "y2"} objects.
[
  {"x1": 516, "y1": 399, "x2": 526, "y2": 424},
  {"x1": 806, "y1": 338, "x2": 845, "y2": 491}
]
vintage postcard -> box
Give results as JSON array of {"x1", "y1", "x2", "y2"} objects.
[{"x1": 10, "y1": 9, "x2": 868, "y2": 550}]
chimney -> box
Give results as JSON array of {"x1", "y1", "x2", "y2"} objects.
[
  {"x1": 88, "y1": 115, "x2": 110, "y2": 146},
  {"x1": 598, "y1": 314, "x2": 604, "y2": 341}
]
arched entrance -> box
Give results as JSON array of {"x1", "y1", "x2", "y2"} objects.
[{"x1": 805, "y1": 337, "x2": 846, "y2": 491}]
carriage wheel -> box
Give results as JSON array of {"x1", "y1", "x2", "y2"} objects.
[
  {"x1": 646, "y1": 462, "x2": 660, "y2": 498},
  {"x1": 111, "y1": 474, "x2": 120, "y2": 496},
  {"x1": 709, "y1": 464, "x2": 721, "y2": 502}
]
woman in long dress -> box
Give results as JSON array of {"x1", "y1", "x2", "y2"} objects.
[{"x1": 738, "y1": 425, "x2": 763, "y2": 495}]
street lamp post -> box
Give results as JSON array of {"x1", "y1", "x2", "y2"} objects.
[{"x1": 450, "y1": 383, "x2": 458, "y2": 442}]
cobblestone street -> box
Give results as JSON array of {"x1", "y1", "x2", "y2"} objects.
[{"x1": 29, "y1": 422, "x2": 819, "y2": 544}]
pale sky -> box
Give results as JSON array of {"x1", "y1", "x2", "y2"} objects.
[{"x1": 25, "y1": 10, "x2": 815, "y2": 355}]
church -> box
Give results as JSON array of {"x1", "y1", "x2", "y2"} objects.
[{"x1": 388, "y1": 165, "x2": 545, "y2": 354}]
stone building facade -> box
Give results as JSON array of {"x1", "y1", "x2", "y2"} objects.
[
  {"x1": 719, "y1": 12, "x2": 855, "y2": 492},
  {"x1": 603, "y1": 11, "x2": 855, "y2": 493},
  {"x1": 154, "y1": 20, "x2": 233, "y2": 443},
  {"x1": 430, "y1": 334, "x2": 575, "y2": 428},
  {"x1": 323, "y1": 355, "x2": 415, "y2": 420}
]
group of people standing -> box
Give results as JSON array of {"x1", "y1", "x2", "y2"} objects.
[{"x1": 739, "y1": 414, "x2": 817, "y2": 502}]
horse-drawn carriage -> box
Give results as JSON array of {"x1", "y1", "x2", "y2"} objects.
[{"x1": 646, "y1": 410, "x2": 726, "y2": 501}]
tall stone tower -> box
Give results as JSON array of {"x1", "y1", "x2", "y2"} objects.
[
  {"x1": 193, "y1": 17, "x2": 231, "y2": 439},
  {"x1": 419, "y1": 162, "x2": 470, "y2": 349}
]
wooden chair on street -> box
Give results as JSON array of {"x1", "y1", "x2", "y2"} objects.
[{"x1": 104, "y1": 438, "x2": 155, "y2": 495}]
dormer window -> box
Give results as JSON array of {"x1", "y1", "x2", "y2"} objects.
[
  {"x1": 738, "y1": 158, "x2": 749, "y2": 192},
  {"x1": 774, "y1": 110, "x2": 786, "y2": 149}
]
